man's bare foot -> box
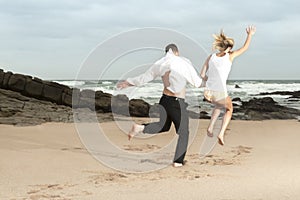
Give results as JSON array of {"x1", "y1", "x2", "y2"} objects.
[
  {"x1": 218, "y1": 136, "x2": 224, "y2": 146},
  {"x1": 128, "y1": 124, "x2": 144, "y2": 141},
  {"x1": 207, "y1": 128, "x2": 213, "y2": 137}
]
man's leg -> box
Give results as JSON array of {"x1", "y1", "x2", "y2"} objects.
[
  {"x1": 167, "y1": 100, "x2": 189, "y2": 164},
  {"x1": 129, "y1": 96, "x2": 172, "y2": 140},
  {"x1": 143, "y1": 96, "x2": 172, "y2": 134}
]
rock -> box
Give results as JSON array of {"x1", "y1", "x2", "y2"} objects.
[
  {"x1": 188, "y1": 110, "x2": 200, "y2": 119},
  {"x1": 95, "y1": 92, "x2": 112, "y2": 112},
  {"x1": 42, "y1": 81, "x2": 65, "y2": 104},
  {"x1": 259, "y1": 91, "x2": 294, "y2": 96},
  {"x1": 0, "y1": 69, "x2": 4, "y2": 87},
  {"x1": 235, "y1": 84, "x2": 241, "y2": 88},
  {"x1": 258, "y1": 90, "x2": 300, "y2": 98},
  {"x1": 62, "y1": 92, "x2": 73, "y2": 107},
  {"x1": 0, "y1": 88, "x2": 69, "y2": 125},
  {"x1": 79, "y1": 97, "x2": 96, "y2": 111},
  {"x1": 290, "y1": 91, "x2": 300, "y2": 98},
  {"x1": 7, "y1": 74, "x2": 31, "y2": 93},
  {"x1": 129, "y1": 99, "x2": 150, "y2": 117},
  {"x1": 288, "y1": 99, "x2": 299, "y2": 102},
  {"x1": 80, "y1": 89, "x2": 95, "y2": 98},
  {"x1": 188, "y1": 110, "x2": 210, "y2": 119},
  {"x1": 200, "y1": 111, "x2": 210, "y2": 119},
  {"x1": 236, "y1": 97, "x2": 300, "y2": 120},
  {"x1": 232, "y1": 97, "x2": 242, "y2": 102},
  {"x1": 23, "y1": 78, "x2": 44, "y2": 98},
  {"x1": 232, "y1": 103, "x2": 240, "y2": 107},
  {"x1": 111, "y1": 94, "x2": 129, "y2": 115},
  {"x1": 2, "y1": 71, "x2": 13, "y2": 89},
  {"x1": 147, "y1": 104, "x2": 160, "y2": 118},
  {"x1": 0, "y1": 88, "x2": 113, "y2": 126},
  {"x1": 67, "y1": 88, "x2": 80, "y2": 107}
]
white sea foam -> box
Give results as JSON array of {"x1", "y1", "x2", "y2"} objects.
[{"x1": 54, "y1": 80, "x2": 86, "y2": 87}]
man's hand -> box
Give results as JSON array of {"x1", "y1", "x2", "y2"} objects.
[
  {"x1": 202, "y1": 75, "x2": 208, "y2": 81},
  {"x1": 116, "y1": 80, "x2": 133, "y2": 89}
]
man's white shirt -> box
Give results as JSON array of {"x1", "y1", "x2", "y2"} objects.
[{"x1": 126, "y1": 50, "x2": 202, "y2": 94}]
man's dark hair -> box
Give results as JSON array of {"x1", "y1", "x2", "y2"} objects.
[{"x1": 165, "y1": 44, "x2": 178, "y2": 53}]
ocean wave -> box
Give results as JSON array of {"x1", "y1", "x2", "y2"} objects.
[
  {"x1": 54, "y1": 80, "x2": 85, "y2": 87},
  {"x1": 53, "y1": 80, "x2": 300, "y2": 110}
]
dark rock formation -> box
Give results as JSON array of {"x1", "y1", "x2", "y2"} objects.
[
  {"x1": 258, "y1": 91, "x2": 300, "y2": 96},
  {"x1": 232, "y1": 97, "x2": 242, "y2": 102},
  {"x1": 111, "y1": 94, "x2": 130, "y2": 116},
  {"x1": 234, "y1": 97, "x2": 300, "y2": 120},
  {"x1": 0, "y1": 88, "x2": 113, "y2": 126},
  {"x1": 258, "y1": 90, "x2": 300, "y2": 99},
  {"x1": 0, "y1": 69, "x2": 151, "y2": 120},
  {"x1": 235, "y1": 84, "x2": 241, "y2": 88},
  {"x1": 129, "y1": 99, "x2": 150, "y2": 117}
]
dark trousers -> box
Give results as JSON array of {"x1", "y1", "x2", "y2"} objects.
[{"x1": 143, "y1": 94, "x2": 189, "y2": 164}]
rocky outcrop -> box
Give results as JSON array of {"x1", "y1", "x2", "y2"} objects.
[
  {"x1": 0, "y1": 69, "x2": 150, "y2": 118},
  {"x1": 258, "y1": 91, "x2": 300, "y2": 97},
  {"x1": 233, "y1": 97, "x2": 300, "y2": 120},
  {"x1": 257, "y1": 90, "x2": 300, "y2": 103},
  {"x1": 0, "y1": 88, "x2": 113, "y2": 126}
]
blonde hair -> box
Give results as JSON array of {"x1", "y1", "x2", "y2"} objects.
[{"x1": 213, "y1": 30, "x2": 234, "y2": 52}]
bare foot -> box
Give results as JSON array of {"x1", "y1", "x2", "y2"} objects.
[
  {"x1": 218, "y1": 136, "x2": 224, "y2": 146},
  {"x1": 207, "y1": 128, "x2": 213, "y2": 137},
  {"x1": 128, "y1": 124, "x2": 144, "y2": 141}
]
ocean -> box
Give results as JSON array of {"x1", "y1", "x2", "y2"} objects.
[{"x1": 54, "y1": 80, "x2": 300, "y2": 113}]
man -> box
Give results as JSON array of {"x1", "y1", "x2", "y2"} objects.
[{"x1": 117, "y1": 44, "x2": 202, "y2": 167}]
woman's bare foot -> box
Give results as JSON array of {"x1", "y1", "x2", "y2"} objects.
[
  {"x1": 207, "y1": 128, "x2": 213, "y2": 137},
  {"x1": 128, "y1": 124, "x2": 145, "y2": 141},
  {"x1": 217, "y1": 135, "x2": 224, "y2": 146}
]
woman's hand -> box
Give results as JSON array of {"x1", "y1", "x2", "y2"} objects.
[
  {"x1": 230, "y1": 25, "x2": 256, "y2": 61},
  {"x1": 246, "y1": 25, "x2": 256, "y2": 35}
]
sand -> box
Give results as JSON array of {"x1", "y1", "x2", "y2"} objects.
[{"x1": 1, "y1": 119, "x2": 300, "y2": 200}]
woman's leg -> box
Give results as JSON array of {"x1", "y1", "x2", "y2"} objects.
[
  {"x1": 207, "y1": 106, "x2": 222, "y2": 137},
  {"x1": 217, "y1": 96, "x2": 233, "y2": 145}
]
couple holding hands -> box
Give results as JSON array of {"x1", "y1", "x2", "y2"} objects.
[{"x1": 117, "y1": 26, "x2": 256, "y2": 167}]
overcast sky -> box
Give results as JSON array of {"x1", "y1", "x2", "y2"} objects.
[{"x1": 0, "y1": 0, "x2": 299, "y2": 80}]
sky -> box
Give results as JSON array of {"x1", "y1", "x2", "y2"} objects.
[{"x1": 0, "y1": 0, "x2": 299, "y2": 80}]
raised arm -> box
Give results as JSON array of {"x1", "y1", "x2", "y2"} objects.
[{"x1": 230, "y1": 25, "x2": 256, "y2": 61}]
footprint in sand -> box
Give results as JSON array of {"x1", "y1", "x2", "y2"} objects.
[
  {"x1": 27, "y1": 183, "x2": 79, "y2": 200},
  {"x1": 191, "y1": 145, "x2": 253, "y2": 166},
  {"x1": 88, "y1": 172, "x2": 128, "y2": 185},
  {"x1": 123, "y1": 144, "x2": 161, "y2": 152}
]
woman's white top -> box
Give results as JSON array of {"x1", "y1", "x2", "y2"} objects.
[
  {"x1": 206, "y1": 53, "x2": 232, "y2": 93},
  {"x1": 126, "y1": 50, "x2": 202, "y2": 95}
]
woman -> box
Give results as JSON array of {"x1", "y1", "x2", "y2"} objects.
[{"x1": 200, "y1": 26, "x2": 256, "y2": 145}]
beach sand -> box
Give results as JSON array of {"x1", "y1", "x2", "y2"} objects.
[{"x1": 1, "y1": 119, "x2": 300, "y2": 200}]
